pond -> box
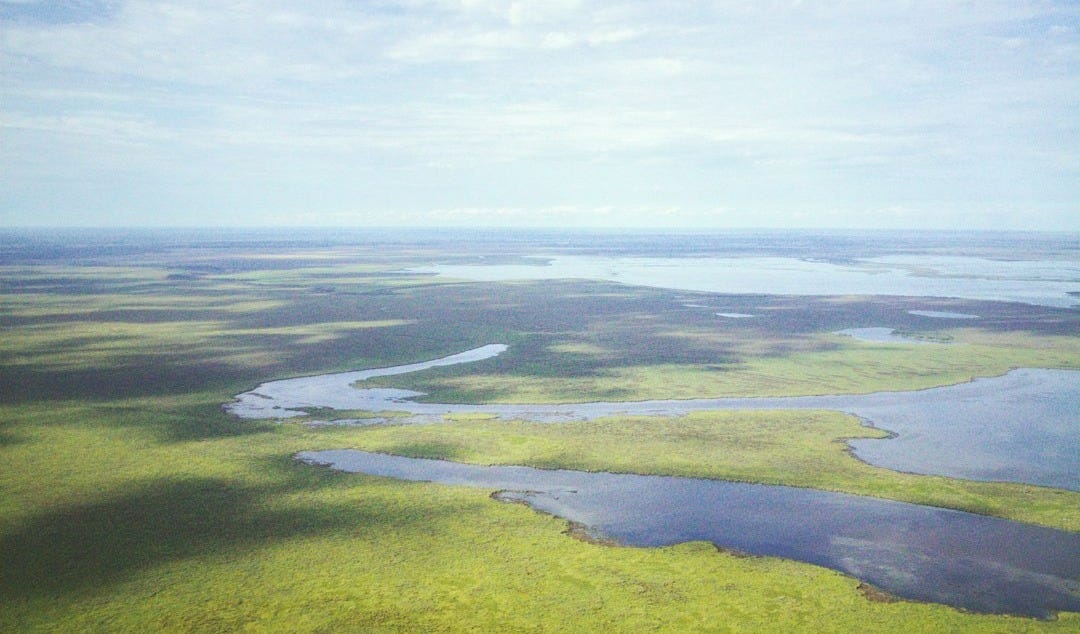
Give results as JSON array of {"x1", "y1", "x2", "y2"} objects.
[{"x1": 296, "y1": 449, "x2": 1080, "y2": 618}]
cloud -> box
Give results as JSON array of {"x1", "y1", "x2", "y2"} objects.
[{"x1": 1, "y1": 1, "x2": 1078, "y2": 228}]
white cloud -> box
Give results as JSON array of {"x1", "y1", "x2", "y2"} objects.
[{"x1": 1, "y1": 0, "x2": 1078, "y2": 228}]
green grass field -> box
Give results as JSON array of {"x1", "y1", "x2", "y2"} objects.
[
  {"x1": 2, "y1": 251, "x2": 1078, "y2": 632},
  {"x1": 336, "y1": 411, "x2": 1080, "y2": 531}
]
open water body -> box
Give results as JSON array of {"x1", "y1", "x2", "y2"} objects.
[
  {"x1": 413, "y1": 255, "x2": 1080, "y2": 308},
  {"x1": 907, "y1": 310, "x2": 980, "y2": 319},
  {"x1": 297, "y1": 450, "x2": 1080, "y2": 618},
  {"x1": 228, "y1": 347, "x2": 1080, "y2": 491}
]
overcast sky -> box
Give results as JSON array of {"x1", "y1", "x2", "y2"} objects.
[{"x1": 1, "y1": 1, "x2": 1078, "y2": 229}]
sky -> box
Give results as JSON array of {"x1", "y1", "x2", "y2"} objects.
[{"x1": 1, "y1": 1, "x2": 1078, "y2": 230}]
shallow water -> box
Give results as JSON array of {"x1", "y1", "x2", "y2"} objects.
[
  {"x1": 226, "y1": 344, "x2": 507, "y2": 418},
  {"x1": 413, "y1": 255, "x2": 1080, "y2": 308},
  {"x1": 229, "y1": 348, "x2": 1080, "y2": 491},
  {"x1": 845, "y1": 369, "x2": 1080, "y2": 489},
  {"x1": 297, "y1": 450, "x2": 1080, "y2": 618},
  {"x1": 907, "y1": 310, "x2": 980, "y2": 319}
]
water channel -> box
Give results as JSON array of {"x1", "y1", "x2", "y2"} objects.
[
  {"x1": 228, "y1": 345, "x2": 1080, "y2": 616},
  {"x1": 228, "y1": 346, "x2": 1080, "y2": 491},
  {"x1": 297, "y1": 449, "x2": 1080, "y2": 618}
]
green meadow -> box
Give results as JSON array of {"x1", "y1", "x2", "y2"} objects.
[
  {"x1": 341, "y1": 411, "x2": 1080, "y2": 532},
  {"x1": 2, "y1": 250, "x2": 1078, "y2": 632}
]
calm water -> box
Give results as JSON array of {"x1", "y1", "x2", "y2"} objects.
[
  {"x1": 297, "y1": 450, "x2": 1080, "y2": 618},
  {"x1": 414, "y1": 254, "x2": 1080, "y2": 308},
  {"x1": 229, "y1": 348, "x2": 1080, "y2": 491},
  {"x1": 5, "y1": 228, "x2": 1076, "y2": 265},
  {"x1": 907, "y1": 310, "x2": 980, "y2": 319},
  {"x1": 225, "y1": 345, "x2": 507, "y2": 419}
]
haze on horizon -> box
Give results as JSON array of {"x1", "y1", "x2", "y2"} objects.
[{"x1": 1, "y1": 1, "x2": 1078, "y2": 231}]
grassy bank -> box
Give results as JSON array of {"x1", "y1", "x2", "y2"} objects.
[
  {"x1": 377, "y1": 333, "x2": 1080, "y2": 403},
  {"x1": 2, "y1": 398, "x2": 1078, "y2": 632},
  {"x1": 330, "y1": 411, "x2": 1080, "y2": 532}
]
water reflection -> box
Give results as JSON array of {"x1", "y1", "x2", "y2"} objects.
[
  {"x1": 298, "y1": 450, "x2": 1080, "y2": 619},
  {"x1": 413, "y1": 255, "x2": 1080, "y2": 308},
  {"x1": 229, "y1": 347, "x2": 1080, "y2": 491}
]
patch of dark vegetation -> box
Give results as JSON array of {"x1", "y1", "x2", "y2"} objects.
[
  {"x1": 0, "y1": 278, "x2": 167, "y2": 295},
  {"x1": 893, "y1": 329, "x2": 955, "y2": 343},
  {"x1": 299, "y1": 408, "x2": 408, "y2": 421},
  {"x1": 1, "y1": 308, "x2": 222, "y2": 326},
  {"x1": 0, "y1": 473, "x2": 446, "y2": 600},
  {"x1": 713, "y1": 544, "x2": 756, "y2": 558},
  {"x1": 562, "y1": 520, "x2": 619, "y2": 546},
  {"x1": 137, "y1": 403, "x2": 279, "y2": 443},
  {"x1": 857, "y1": 582, "x2": 900, "y2": 603},
  {"x1": 381, "y1": 441, "x2": 464, "y2": 461},
  {"x1": 492, "y1": 492, "x2": 621, "y2": 546},
  {"x1": 0, "y1": 429, "x2": 23, "y2": 447},
  {"x1": 0, "y1": 361, "x2": 250, "y2": 405}
]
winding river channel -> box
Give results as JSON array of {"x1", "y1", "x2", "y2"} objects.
[
  {"x1": 227, "y1": 345, "x2": 1080, "y2": 616},
  {"x1": 228, "y1": 344, "x2": 1080, "y2": 491}
]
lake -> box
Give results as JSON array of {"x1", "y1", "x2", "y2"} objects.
[
  {"x1": 412, "y1": 254, "x2": 1080, "y2": 308},
  {"x1": 297, "y1": 450, "x2": 1080, "y2": 618}
]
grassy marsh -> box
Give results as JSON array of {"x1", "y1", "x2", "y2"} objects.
[
  {"x1": 334, "y1": 412, "x2": 1080, "y2": 531},
  {"x1": 2, "y1": 240, "x2": 1078, "y2": 631},
  {"x1": 3, "y1": 398, "x2": 1078, "y2": 632}
]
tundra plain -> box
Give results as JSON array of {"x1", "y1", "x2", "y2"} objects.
[{"x1": 2, "y1": 229, "x2": 1078, "y2": 632}]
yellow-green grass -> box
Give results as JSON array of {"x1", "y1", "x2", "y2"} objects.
[
  {"x1": 0, "y1": 292, "x2": 287, "y2": 317},
  {"x1": 219, "y1": 264, "x2": 456, "y2": 291},
  {"x1": 333, "y1": 412, "x2": 1080, "y2": 532},
  {"x1": 0, "y1": 265, "x2": 167, "y2": 281},
  {"x1": 2, "y1": 398, "x2": 1077, "y2": 632},
  {"x1": 4, "y1": 258, "x2": 1079, "y2": 631},
  {"x1": 0, "y1": 320, "x2": 414, "y2": 370},
  {"x1": 392, "y1": 333, "x2": 1080, "y2": 403}
]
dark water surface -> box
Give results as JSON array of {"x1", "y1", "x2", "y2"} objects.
[{"x1": 297, "y1": 450, "x2": 1080, "y2": 618}]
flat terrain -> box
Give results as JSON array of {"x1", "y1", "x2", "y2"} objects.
[{"x1": 1, "y1": 229, "x2": 1078, "y2": 632}]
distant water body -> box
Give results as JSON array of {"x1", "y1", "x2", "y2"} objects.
[
  {"x1": 414, "y1": 255, "x2": 1080, "y2": 308},
  {"x1": 5, "y1": 228, "x2": 1077, "y2": 306},
  {"x1": 3, "y1": 226, "x2": 1076, "y2": 266}
]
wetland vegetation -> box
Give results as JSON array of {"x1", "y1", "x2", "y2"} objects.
[
  {"x1": 296, "y1": 449, "x2": 1080, "y2": 618},
  {"x1": 1, "y1": 228, "x2": 1078, "y2": 632}
]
